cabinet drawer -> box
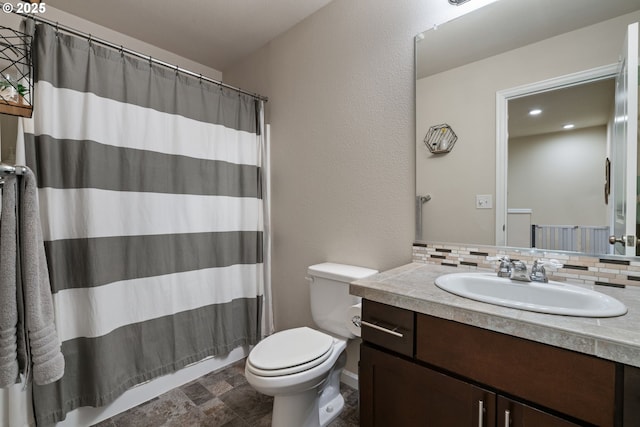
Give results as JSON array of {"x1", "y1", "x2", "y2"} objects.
[
  {"x1": 362, "y1": 299, "x2": 414, "y2": 357},
  {"x1": 416, "y1": 314, "x2": 618, "y2": 427}
]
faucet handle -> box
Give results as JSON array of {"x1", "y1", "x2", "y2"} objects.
[
  {"x1": 530, "y1": 259, "x2": 563, "y2": 283},
  {"x1": 486, "y1": 255, "x2": 510, "y2": 263},
  {"x1": 486, "y1": 255, "x2": 512, "y2": 277},
  {"x1": 548, "y1": 259, "x2": 563, "y2": 269},
  {"x1": 533, "y1": 259, "x2": 563, "y2": 269}
]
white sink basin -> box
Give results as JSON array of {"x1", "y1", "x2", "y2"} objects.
[{"x1": 435, "y1": 272, "x2": 627, "y2": 317}]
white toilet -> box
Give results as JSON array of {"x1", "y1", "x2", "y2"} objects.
[{"x1": 245, "y1": 262, "x2": 377, "y2": 427}]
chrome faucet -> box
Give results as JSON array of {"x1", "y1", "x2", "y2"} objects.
[
  {"x1": 510, "y1": 260, "x2": 531, "y2": 282},
  {"x1": 488, "y1": 256, "x2": 563, "y2": 283}
]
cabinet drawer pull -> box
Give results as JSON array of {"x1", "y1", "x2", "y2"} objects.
[
  {"x1": 360, "y1": 320, "x2": 404, "y2": 338},
  {"x1": 478, "y1": 400, "x2": 484, "y2": 427},
  {"x1": 504, "y1": 409, "x2": 510, "y2": 426}
]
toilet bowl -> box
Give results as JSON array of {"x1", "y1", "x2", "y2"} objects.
[{"x1": 245, "y1": 262, "x2": 378, "y2": 427}]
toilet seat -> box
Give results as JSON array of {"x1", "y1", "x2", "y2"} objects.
[{"x1": 247, "y1": 327, "x2": 335, "y2": 377}]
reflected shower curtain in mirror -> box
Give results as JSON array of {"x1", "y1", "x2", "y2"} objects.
[{"x1": 22, "y1": 23, "x2": 266, "y2": 424}]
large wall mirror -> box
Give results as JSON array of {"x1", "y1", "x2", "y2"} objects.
[{"x1": 415, "y1": 0, "x2": 640, "y2": 259}]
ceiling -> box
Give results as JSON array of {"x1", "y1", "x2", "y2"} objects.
[
  {"x1": 508, "y1": 78, "x2": 616, "y2": 138},
  {"x1": 46, "y1": 0, "x2": 334, "y2": 71},
  {"x1": 417, "y1": 0, "x2": 640, "y2": 79}
]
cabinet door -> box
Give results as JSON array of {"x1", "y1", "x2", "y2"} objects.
[
  {"x1": 360, "y1": 344, "x2": 496, "y2": 427},
  {"x1": 497, "y1": 396, "x2": 581, "y2": 427}
]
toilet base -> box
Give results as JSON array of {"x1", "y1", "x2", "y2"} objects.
[
  {"x1": 319, "y1": 392, "x2": 344, "y2": 426},
  {"x1": 270, "y1": 350, "x2": 348, "y2": 427},
  {"x1": 318, "y1": 349, "x2": 346, "y2": 426},
  {"x1": 270, "y1": 386, "x2": 345, "y2": 427}
]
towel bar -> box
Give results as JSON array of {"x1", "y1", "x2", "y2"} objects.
[{"x1": 0, "y1": 163, "x2": 27, "y2": 176}]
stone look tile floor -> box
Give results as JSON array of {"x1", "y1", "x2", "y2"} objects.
[{"x1": 93, "y1": 359, "x2": 359, "y2": 426}]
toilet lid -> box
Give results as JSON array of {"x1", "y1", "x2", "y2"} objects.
[{"x1": 248, "y1": 327, "x2": 334, "y2": 374}]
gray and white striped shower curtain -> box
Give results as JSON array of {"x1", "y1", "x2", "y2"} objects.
[{"x1": 22, "y1": 23, "x2": 267, "y2": 424}]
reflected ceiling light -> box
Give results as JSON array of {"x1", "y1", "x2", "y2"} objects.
[
  {"x1": 563, "y1": 124, "x2": 575, "y2": 129},
  {"x1": 529, "y1": 108, "x2": 542, "y2": 116},
  {"x1": 449, "y1": 0, "x2": 471, "y2": 5}
]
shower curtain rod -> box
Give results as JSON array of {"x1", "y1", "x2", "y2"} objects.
[{"x1": 3, "y1": 5, "x2": 269, "y2": 102}]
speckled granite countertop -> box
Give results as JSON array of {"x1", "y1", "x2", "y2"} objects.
[{"x1": 350, "y1": 262, "x2": 640, "y2": 368}]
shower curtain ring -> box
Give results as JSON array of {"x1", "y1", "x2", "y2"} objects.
[{"x1": 119, "y1": 45, "x2": 124, "y2": 58}]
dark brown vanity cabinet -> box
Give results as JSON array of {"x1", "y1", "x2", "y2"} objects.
[
  {"x1": 359, "y1": 299, "x2": 639, "y2": 427},
  {"x1": 360, "y1": 344, "x2": 497, "y2": 426}
]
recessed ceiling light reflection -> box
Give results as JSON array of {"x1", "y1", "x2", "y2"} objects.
[
  {"x1": 563, "y1": 124, "x2": 575, "y2": 130},
  {"x1": 529, "y1": 109, "x2": 542, "y2": 116}
]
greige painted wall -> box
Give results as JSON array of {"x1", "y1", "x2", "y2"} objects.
[
  {"x1": 222, "y1": 0, "x2": 497, "y2": 373},
  {"x1": 416, "y1": 10, "x2": 640, "y2": 246},
  {"x1": 0, "y1": 115, "x2": 18, "y2": 162}
]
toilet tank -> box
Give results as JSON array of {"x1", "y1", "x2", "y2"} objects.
[{"x1": 307, "y1": 262, "x2": 378, "y2": 338}]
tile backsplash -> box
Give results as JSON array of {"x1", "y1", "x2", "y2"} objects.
[{"x1": 413, "y1": 242, "x2": 640, "y2": 288}]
